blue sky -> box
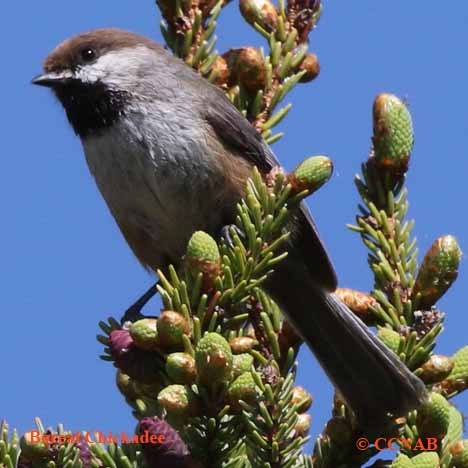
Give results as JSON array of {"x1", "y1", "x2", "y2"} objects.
[{"x1": 2, "y1": 0, "x2": 467, "y2": 459}]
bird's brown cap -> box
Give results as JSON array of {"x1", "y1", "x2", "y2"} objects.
[{"x1": 43, "y1": 28, "x2": 163, "y2": 72}]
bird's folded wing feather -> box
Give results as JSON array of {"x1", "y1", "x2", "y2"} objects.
[{"x1": 204, "y1": 88, "x2": 337, "y2": 291}]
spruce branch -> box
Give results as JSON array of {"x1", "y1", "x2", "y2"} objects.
[
  {"x1": 346, "y1": 93, "x2": 463, "y2": 372},
  {"x1": 157, "y1": 0, "x2": 230, "y2": 76},
  {"x1": 321, "y1": 93, "x2": 468, "y2": 468},
  {"x1": 226, "y1": 0, "x2": 322, "y2": 142},
  {"x1": 155, "y1": 0, "x2": 323, "y2": 142}
]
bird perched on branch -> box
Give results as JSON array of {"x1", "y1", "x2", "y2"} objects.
[{"x1": 33, "y1": 28, "x2": 426, "y2": 430}]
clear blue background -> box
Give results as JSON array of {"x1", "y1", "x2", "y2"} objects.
[{"x1": 2, "y1": 0, "x2": 467, "y2": 461}]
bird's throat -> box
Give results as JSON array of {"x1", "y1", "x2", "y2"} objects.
[{"x1": 53, "y1": 81, "x2": 128, "y2": 138}]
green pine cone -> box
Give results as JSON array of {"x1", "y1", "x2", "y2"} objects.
[
  {"x1": 210, "y1": 55, "x2": 230, "y2": 87},
  {"x1": 157, "y1": 384, "x2": 200, "y2": 417},
  {"x1": 372, "y1": 93, "x2": 413, "y2": 174},
  {"x1": 391, "y1": 454, "x2": 412, "y2": 468},
  {"x1": 419, "y1": 355, "x2": 454, "y2": 384},
  {"x1": 166, "y1": 352, "x2": 197, "y2": 385},
  {"x1": 130, "y1": 318, "x2": 159, "y2": 351},
  {"x1": 443, "y1": 346, "x2": 468, "y2": 395},
  {"x1": 448, "y1": 346, "x2": 468, "y2": 382},
  {"x1": 232, "y1": 353, "x2": 254, "y2": 379},
  {"x1": 186, "y1": 231, "x2": 220, "y2": 263},
  {"x1": 156, "y1": 311, "x2": 190, "y2": 349},
  {"x1": 291, "y1": 386, "x2": 313, "y2": 413},
  {"x1": 450, "y1": 440, "x2": 468, "y2": 468},
  {"x1": 239, "y1": 0, "x2": 278, "y2": 32},
  {"x1": 445, "y1": 404, "x2": 464, "y2": 444},
  {"x1": 412, "y1": 235, "x2": 462, "y2": 309},
  {"x1": 299, "y1": 53, "x2": 320, "y2": 83},
  {"x1": 186, "y1": 231, "x2": 221, "y2": 290},
  {"x1": 378, "y1": 327, "x2": 401, "y2": 354},
  {"x1": 288, "y1": 156, "x2": 333, "y2": 196},
  {"x1": 20, "y1": 431, "x2": 49, "y2": 460},
  {"x1": 294, "y1": 413, "x2": 312, "y2": 437},
  {"x1": 229, "y1": 336, "x2": 257, "y2": 354},
  {"x1": 417, "y1": 392, "x2": 451, "y2": 439},
  {"x1": 226, "y1": 372, "x2": 257, "y2": 411},
  {"x1": 227, "y1": 47, "x2": 266, "y2": 93},
  {"x1": 195, "y1": 332, "x2": 233, "y2": 384},
  {"x1": 410, "y1": 452, "x2": 440, "y2": 468}
]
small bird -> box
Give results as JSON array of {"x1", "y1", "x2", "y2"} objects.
[{"x1": 33, "y1": 28, "x2": 426, "y2": 430}]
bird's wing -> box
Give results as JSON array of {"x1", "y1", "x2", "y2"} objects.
[{"x1": 204, "y1": 89, "x2": 337, "y2": 290}]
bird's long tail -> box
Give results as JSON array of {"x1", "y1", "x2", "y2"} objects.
[{"x1": 267, "y1": 265, "x2": 427, "y2": 431}]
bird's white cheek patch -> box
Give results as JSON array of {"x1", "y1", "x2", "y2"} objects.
[{"x1": 74, "y1": 46, "x2": 150, "y2": 88}]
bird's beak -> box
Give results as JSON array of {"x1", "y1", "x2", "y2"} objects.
[{"x1": 31, "y1": 71, "x2": 73, "y2": 87}]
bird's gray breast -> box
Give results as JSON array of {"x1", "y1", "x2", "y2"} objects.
[{"x1": 81, "y1": 109, "x2": 226, "y2": 264}]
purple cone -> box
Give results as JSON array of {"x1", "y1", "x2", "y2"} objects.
[
  {"x1": 109, "y1": 329, "x2": 135, "y2": 358},
  {"x1": 108, "y1": 330, "x2": 160, "y2": 383},
  {"x1": 75, "y1": 438, "x2": 92, "y2": 468},
  {"x1": 138, "y1": 417, "x2": 191, "y2": 467}
]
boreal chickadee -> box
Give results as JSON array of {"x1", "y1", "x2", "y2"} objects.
[{"x1": 33, "y1": 28, "x2": 427, "y2": 431}]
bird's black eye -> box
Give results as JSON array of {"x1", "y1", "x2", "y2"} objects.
[{"x1": 80, "y1": 47, "x2": 96, "y2": 62}]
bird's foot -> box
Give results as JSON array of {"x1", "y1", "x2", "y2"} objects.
[
  {"x1": 221, "y1": 224, "x2": 245, "y2": 249},
  {"x1": 121, "y1": 304, "x2": 145, "y2": 325},
  {"x1": 120, "y1": 282, "x2": 159, "y2": 325}
]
